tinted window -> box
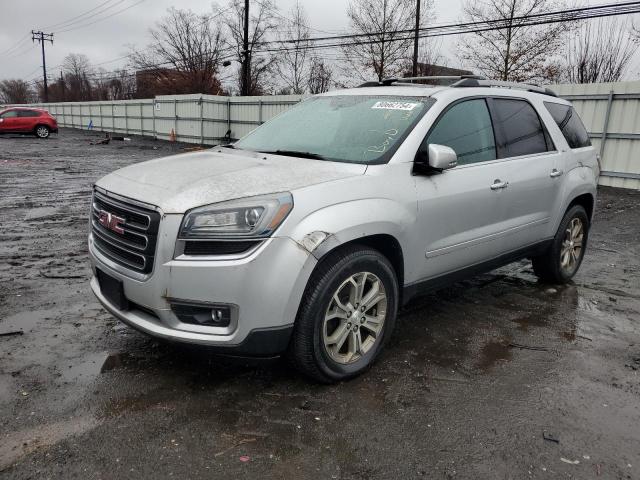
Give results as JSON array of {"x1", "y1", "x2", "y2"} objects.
[
  {"x1": 544, "y1": 102, "x2": 591, "y2": 149},
  {"x1": 0, "y1": 110, "x2": 18, "y2": 118},
  {"x1": 424, "y1": 99, "x2": 496, "y2": 165},
  {"x1": 17, "y1": 110, "x2": 41, "y2": 117},
  {"x1": 492, "y1": 99, "x2": 549, "y2": 157}
]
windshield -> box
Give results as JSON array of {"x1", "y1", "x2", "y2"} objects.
[{"x1": 234, "y1": 95, "x2": 435, "y2": 164}]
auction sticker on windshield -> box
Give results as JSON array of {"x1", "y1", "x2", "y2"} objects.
[{"x1": 372, "y1": 101, "x2": 419, "y2": 111}]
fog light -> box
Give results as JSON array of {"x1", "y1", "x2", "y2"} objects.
[{"x1": 171, "y1": 302, "x2": 232, "y2": 327}]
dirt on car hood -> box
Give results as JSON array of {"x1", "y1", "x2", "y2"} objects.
[{"x1": 94, "y1": 148, "x2": 367, "y2": 213}]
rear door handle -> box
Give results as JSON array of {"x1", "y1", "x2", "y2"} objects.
[
  {"x1": 550, "y1": 169, "x2": 564, "y2": 178},
  {"x1": 490, "y1": 180, "x2": 509, "y2": 190}
]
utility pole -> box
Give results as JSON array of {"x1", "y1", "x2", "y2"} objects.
[
  {"x1": 242, "y1": 0, "x2": 250, "y2": 96},
  {"x1": 32, "y1": 30, "x2": 54, "y2": 102},
  {"x1": 412, "y1": 0, "x2": 421, "y2": 77}
]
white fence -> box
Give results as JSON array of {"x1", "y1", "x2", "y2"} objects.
[
  {"x1": 554, "y1": 81, "x2": 640, "y2": 190},
  {"x1": 13, "y1": 82, "x2": 640, "y2": 189},
  {"x1": 22, "y1": 93, "x2": 304, "y2": 145}
]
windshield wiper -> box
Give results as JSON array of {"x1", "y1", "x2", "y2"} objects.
[
  {"x1": 259, "y1": 149, "x2": 327, "y2": 160},
  {"x1": 219, "y1": 144, "x2": 236, "y2": 149}
]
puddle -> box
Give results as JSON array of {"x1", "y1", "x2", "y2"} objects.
[
  {"x1": 511, "y1": 313, "x2": 548, "y2": 332},
  {"x1": 0, "y1": 416, "x2": 98, "y2": 470},
  {"x1": 476, "y1": 340, "x2": 513, "y2": 371},
  {"x1": 59, "y1": 352, "x2": 129, "y2": 384},
  {"x1": 24, "y1": 206, "x2": 58, "y2": 220},
  {"x1": 0, "y1": 310, "x2": 50, "y2": 335}
]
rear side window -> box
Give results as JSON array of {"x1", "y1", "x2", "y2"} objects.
[
  {"x1": 17, "y1": 110, "x2": 41, "y2": 117},
  {"x1": 491, "y1": 99, "x2": 549, "y2": 157},
  {"x1": 1, "y1": 110, "x2": 18, "y2": 118},
  {"x1": 424, "y1": 99, "x2": 497, "y2": 165},
  {"x1": 544, "y1": 102, "x2": 591, "y2": 149}
]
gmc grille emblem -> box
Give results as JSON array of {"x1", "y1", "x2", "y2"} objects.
[{"x1": 98, "y1": 209, "x2": 125, "y2": 234}]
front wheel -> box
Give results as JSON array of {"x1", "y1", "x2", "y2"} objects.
[
  {"x1": 288, "y1": 246, "x2": 399, "y2": 383},
  {"x1": 35, "y1": 125, "x2": 50, "y2": 139},
  {"x1": 532, "y1": 205, "x2": 590, "y2": 283}
]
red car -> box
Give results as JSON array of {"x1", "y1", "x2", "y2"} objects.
[{"x1": 0, "y1": 107, "x2": 58, "y2": 138}]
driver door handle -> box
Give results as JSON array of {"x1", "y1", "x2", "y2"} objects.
[
  {"x1": 550, "y1": 169, "x2": 564, "y2": 178},
  {"x1": 490, "y1": 180, "x2": 509, "y2": 190}
]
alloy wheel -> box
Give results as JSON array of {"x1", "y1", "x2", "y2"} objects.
[
  {"x1": 36, "y1": 127, "x2": 49, "y2": 138},
  {"x1": 322, "y1": 272, "x2": 387, "y2": 365},
  {"x1": 560, "y1": 217, "x2": 584, "y2": 274}
]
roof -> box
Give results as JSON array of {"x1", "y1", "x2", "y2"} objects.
[{"x1": 321, "y1": 76, "x2": 561, "y2": 101}]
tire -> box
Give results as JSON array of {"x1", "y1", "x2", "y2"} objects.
[
  {"x1": 287, "y1": 245, "x2": 399, "y2": 383},
  {"x1": 34, "y1": 125, "x2": 50, "y2": 139},
  {"x1": 532, "y1": 205, "x2": 590, "y2": 284}
]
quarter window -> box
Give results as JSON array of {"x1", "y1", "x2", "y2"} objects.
[
  {"x1": 0, "y1": 110, "x2": 18, "y2": 118},
  {"x1": 491, "y1": 99, "x2": 549, "y2": 157},
  {"x1": 544, "y1": 102, "x2": 591, "y2": 149},
  {"x1": 423, "y1": 99, "x2": 496, "y2": 165}
]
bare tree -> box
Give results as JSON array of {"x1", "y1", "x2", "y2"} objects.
[
  {"x1": 564, "y1": 18, "x2": 638, "y2": 84},
  {"x1": 130, "y1": 7, "x2": 226, "y2": 96},
  {"x1": 0, "y1": 79, "x2": 34, "y2": 104},
  {"x1": 94, "y1": 69, "x2": 136, "y2": 100},
  {"x1": 458, "y1": 0, "x2": 572, "y2": 82},
  {"x1": 62, "y1": 53, "x2": 94, "y2": 101},
  {"x1": 224, "y1": 0, "x2": 279, "y2": 95},
  {"x1": 308, "y1": 57, "x2": 333, "y2": 93},
  {"x1": 341, "y1": 0, "x2": 435, "y2": 82},
  {"x1": 276, "y1": 2, "x2": 311, "y2": 94}
]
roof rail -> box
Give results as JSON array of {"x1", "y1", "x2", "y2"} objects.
[
  {"x1": 357, "y1": 75, "x2": 485, "y2": 87},
  {"x1": 451, "y1": 78, "x2": 557, "y2": 97}
]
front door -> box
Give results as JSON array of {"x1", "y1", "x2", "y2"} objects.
[
  {"x1": 414, "y1": 98, "x2": 509, "y2": 281},
  {"x1": 0, "y1": 110, "x2": 19, "y2": 132}
]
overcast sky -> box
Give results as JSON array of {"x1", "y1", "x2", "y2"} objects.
[{"x1": 0, "y1": 0, "x2": 633, "y2": 85}]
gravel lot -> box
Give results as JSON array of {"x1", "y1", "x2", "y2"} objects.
[{"x1": 1, "y1": 128, "x2": 639, "y2": 479}]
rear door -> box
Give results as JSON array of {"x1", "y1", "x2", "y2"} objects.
[
  {"x1": 17, "y1": 109, "x2": 40, "y2": 132},
  {"x1": 414, "y1": 98, "x2": 510, "y2": 280},
  {"x1": 487, "y1": 97, "x2": 563, "y2": 249}
]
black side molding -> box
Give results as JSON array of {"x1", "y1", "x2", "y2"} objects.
[{"x1": 402, "y1": 240, "x2": 553, "y2": 305}]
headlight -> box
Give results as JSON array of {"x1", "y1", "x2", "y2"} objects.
[{"x1": 179, "y1": 192, "x2": 293, "y2": 239}]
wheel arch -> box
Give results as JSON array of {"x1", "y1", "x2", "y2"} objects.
[{"x1": 567, "y1": 192, "x2": 594, "y2": 221}]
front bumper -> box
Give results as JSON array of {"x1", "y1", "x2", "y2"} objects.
[{"x1": 89, "y1": 214, "x2": 316, "y2": 354}]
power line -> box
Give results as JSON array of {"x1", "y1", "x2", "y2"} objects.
[
  {"x1": 0, "y1": 34, "x2": 31, "y2": 57},
  {"x1": 56, "y1": 0, "x2": 147, "y2": 34},
  {"x1": 40, "y1": 0, "x2": 124, "y2": 31},
  {"x1": 251, "y1": 2, "x2": 640, "y2": 54},
  {"x1": 255, "y1": 1, "x2": 640, "y2": 48}
]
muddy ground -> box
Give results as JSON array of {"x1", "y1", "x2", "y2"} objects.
[{"x1": 0, "y1": 128, "x2": 639, "y2": 479}]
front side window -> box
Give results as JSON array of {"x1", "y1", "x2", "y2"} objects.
[
  {"x1": 544, "y1": 102, "x2": 591, "y2": 149},
  {"x1": 423, "y1": 98, "x2": 497, "y2": 165},
  {"x1": 0, "y1": 110, "x2": 18, "y2": 119},
  {"x1": 492, "y1": 99, "x2": 549, "y2": 157},
  {"x1": 234, "y1": 95, "x2": 434, "y2": 164}
]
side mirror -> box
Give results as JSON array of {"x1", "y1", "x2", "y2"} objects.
[{"x1": 413, "y1": 144, "x2": 458, "y2": 175}]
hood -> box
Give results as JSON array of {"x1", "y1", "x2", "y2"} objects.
[{"x1": 95, "y1": 149, "x2": 366, "y2": 213}]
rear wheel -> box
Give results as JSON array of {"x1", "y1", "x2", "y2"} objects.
[
  {"x1": 532, "y1": 205, "x2": 589, "y2": 283},
  {"x1": 288, "y1": 246, "x2": 398, "y2": 383},
  {"x1": 34, "y1": 125, "x2": 50, "y2": 139}
]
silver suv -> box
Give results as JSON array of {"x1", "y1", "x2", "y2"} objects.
[{"x1": 89, "y1": 76, "x2": 598, "y2": 382}]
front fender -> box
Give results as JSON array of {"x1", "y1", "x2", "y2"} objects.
[{"x1": 286, "y1": 197, "x2": 415, "y2": 265}]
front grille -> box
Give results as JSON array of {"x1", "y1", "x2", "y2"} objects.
[{"x1": 91, "y1": 190, "x2": 160, "y2": 274}]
